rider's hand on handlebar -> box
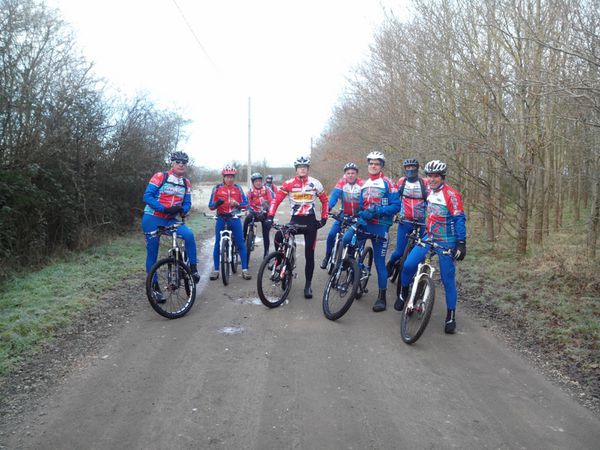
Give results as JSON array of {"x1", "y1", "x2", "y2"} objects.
[
  {"x1": 358, "y1": 209, "x2": 374, "y2": 220},
  {"x1": 229, "y1": 200, "x2": 239, "y2": 208},
  {"x1": 454, "y1": 240, "x2": 466, "y2": 261}
]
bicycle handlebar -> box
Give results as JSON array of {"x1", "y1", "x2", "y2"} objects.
[
  {"x1": 145, "y1": 221, "x2": 185, "y2": 237},
  {"x1": 409, "y1": 235, "x2": 454, "y2": 255}
]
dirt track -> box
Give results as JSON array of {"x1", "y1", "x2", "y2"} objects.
[{"x1": 1, "y1": 215, "x2": 600, "y2": 449}]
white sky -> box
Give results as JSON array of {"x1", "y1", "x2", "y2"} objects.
[{"x1": 46, "y1": 0, "x2": 408, "y2": 169}]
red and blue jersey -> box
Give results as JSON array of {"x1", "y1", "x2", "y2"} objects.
[
  {"x1": 425, "y1": 184, "x2": 466, "y2": 245},
  {"x1": 269, "y1": 176, "x2": 328, "y2": 219},
  {"x1": 359, "y1": 172, "x2": 401, "y2": 226},
  {"x1": 247, "y1": 186, "x2": 273, "y2": 213},
  {"x1": 143, "y1": 170, "x2": 191, "y2": 219},
  {"x1": 328, "y1": 177, "x2": 364, "y2": 216},
  {"x1": 396, "y1": 176, "x2": 428, "y2": 222},
  {"x1": 209, "y1": 183, "x2": 248, "y2": 215}
]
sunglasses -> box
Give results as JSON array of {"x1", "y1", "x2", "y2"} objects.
[{"x1": 174, "y1": 160, "x2": 187, "y2": 165}]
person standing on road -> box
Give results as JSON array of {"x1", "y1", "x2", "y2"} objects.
[
  {"x1": 264, "y1": 175, "x2": 278, "y2": 199},
  {"x1": 266, "y1": 156, "x2": 328, "y2": 299},
  {"x1": 397, "y1": 160, "x2": 466, "y2": 334},
  {"x1": 386, "y1": 158, "x2": 428, "y2": 275},
  {"x1": 320, "y1": 162, "x2": 364, "y2": 269},
  {"x1": 348, "y1": 150, "x2": 401, "y2": 312},
  {"x1": 208, "y1": 165, "x2": 252, "y2": 281},
  {"x1": 244, "y1": 172, "x2": 273, "y2": 258},
  {"x1": 142, "y1": 151, "x2": 200, "y2": 301}
]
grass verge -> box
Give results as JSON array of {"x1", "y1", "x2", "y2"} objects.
[{"x1": 0, "y1": 213, "x2": 211, "y2": 377}]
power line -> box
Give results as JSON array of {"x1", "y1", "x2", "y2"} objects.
[{"x1": 171, "y1": 0, "x2": 220, "y2": 73}]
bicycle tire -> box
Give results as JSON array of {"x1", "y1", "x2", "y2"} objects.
[
  {"x1": 231, "y1": 242, "x2": 239, "y2": 274},
  {"x1": 400, "y1": 275, "x2": 435, "y2": 344},
  {"x1": 257, "y1": 251, "x2": 292, "y2": 308},
  {"x1": 221, "y1": 240, "x2": 230, "y2": 286},
  {"x1": 327, "y1": 238, "x2": 344, "y2": 275},
  {"x1": 396, "y1": 240, "x2": 415, "y2": 300},
  {"x1": 355, "y1": 246, "x2": 373, "y2": 300},
  {"x1": 322, "y1": 256, "x2": 360, "y2": 321},
  {"x1": 245, "y1": 228, "x2": 255, "y2": 267},
  {"x1": 146, "y1": 257, "x2": 196, "y2": 319}
]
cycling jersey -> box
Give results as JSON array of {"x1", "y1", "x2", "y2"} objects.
[
  {"x1": 269, "y1": 176, "x2": 328, "y2": 219},
  {"x1": 209, "y1": 183, "x2": 248, "y2": 215},
  {"x1": 247, "y1": 186, "x2": 273, "y2": 213},
  {"x1": 328, "y1": 177, "x2": 364, "y2": 216},
  {"x1": 425, "y1": 183, "x2": 466, "y2": 244},
  {"x1": 143, "y1": 170, "x2": 191, "y2": 219},
  {"x1": 265, "y1": 182, "x2": 278, "y2": 198},
  {"x1": 396, "y1": 176, "x2": 428, "y2": 221},
  {"x1": 359, "y1": 172, "x2": 401, "y2": 227}
]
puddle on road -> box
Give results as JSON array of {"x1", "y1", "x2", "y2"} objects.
[
  {"x1": 236, "y1": 297, "x2": 262, "y2": 305},
  {"x1": 218, "y1": 326, "x2": 244, "y2": 335}
]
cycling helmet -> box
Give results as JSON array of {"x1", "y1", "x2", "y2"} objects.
[
  {"x1": 366, "y1": 150, "x2": 386, "y2": 167},
  {"x1": 170, "y1": 151, "x2": 189, "y2": 163},
  {"x1": 424, "y1": 160, "x2": 447, "y2": 176},
  {"x1": 343, "y1": 162, "x2": 359, "y2": 172},
  {"x1": 403, "y1": 158, "x2": 419, "y2": 168},
  {"x1": 293, "y1": 155, "x2": 311, "y2": 167},
  {"x1": 265, "y1": 175, "x2": 273, "y2": 181},
  {"x1": 222, "y1": 165, "x2": 237, "y2": 176},
  {"x1": 250, "y1": 172, "x2": 263, "y2": 181}
]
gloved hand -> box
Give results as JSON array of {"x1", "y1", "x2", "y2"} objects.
[
  {"x1": 214, "y1": 198, "x2": 225, "y2": 207},
  {"x1": 454, "y1": 241, "x2": 466, "y2": 261},
  {"x1": 163, "y1": 205, "x2": 183, "y2": 215},
  {"x1": 317, "y1": 218, "x2": 327, "y2": 229},
  {"x1": 230, "y1": 200, "x2": 239, "y2": 208},
  {"x1": 358, "y1": 209, "x2": 374, "y2": 220},
  {"x1": 356, "y1": 217, "x2": 368, "y2": 228}
]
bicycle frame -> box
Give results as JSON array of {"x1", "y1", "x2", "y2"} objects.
[{"x1": 405, "y1": 253, "x2": 435, "y2": 310}]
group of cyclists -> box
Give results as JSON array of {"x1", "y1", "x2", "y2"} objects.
[{"x1": 142, "y1": 149, "x2": 466, "y2": 334}]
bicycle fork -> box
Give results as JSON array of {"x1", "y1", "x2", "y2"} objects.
[
  {"x1": 406, "y1": 259, "x2": 435, "y2": 311},
  {"x1": 220, "y1": 229, "x2": 232, "y2": 263}
]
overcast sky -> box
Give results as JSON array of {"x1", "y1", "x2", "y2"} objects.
[{"x1": 46, "y1": 0, "x2": 408, "y2": 169}]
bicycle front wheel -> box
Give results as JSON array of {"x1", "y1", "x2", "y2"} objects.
[
  {"x1": 322, "y1": 257, "x2": 359, "y2": 321},
  {"x1": 245, "y1": 228, "x2": 255, "y2": 267},
  {"x1": 396, "y1": 241, "x2": 415, "y2": 300},
  {"x1": 231, "y1": 242, "x2": 239, "y2": 274},
  {"x1": 146, "y1": 257, "x2": 196, "y2": 319},
  {"x1": 327, "y1": 238, "x2": 344, "y2": 275},
  {"x1": 221, "y1": 240, "x2": 230, "y2": 286},
  {"x1": 400, "y1": 275, "x2": 435, "y2": 344},
  {"x1": 257, "y1": 251, "x2": 292, "y2": 308},
  {"x1": 355, "y1": 246, "x2": 373, "y2": 300}
]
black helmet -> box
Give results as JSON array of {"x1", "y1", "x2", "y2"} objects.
[
  {"x1": 343, "y1": 162, "x2": 359, "y2": 172},
  {"x1": 251, "y1": 172, "x2": 263, "y2": 181},
  {"x1": 403, "y1": 158, "x2": 419, "y2": 168},
  {"x1": 170, "y1": 151, "x2": 189, "y2": 163}
]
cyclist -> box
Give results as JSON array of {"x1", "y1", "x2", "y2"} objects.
[
  {"x1": 243, "y1": 172, "x2": 273, "y2": 257},
  {"x1": 320, "y1": 162, "x2": 364, "y2": 269},
  {"x1": 397, "y1": 160, "x2": 466, "y2": 334},
  {"x1": 267, "y1": 155, "x2": 328, "y2": 299},
  {"x1": 343, "y1": 150, "x2": 401, "y2": 312},
  {"x1": 142, "y1": 151, "x2": 200, "y2": 302},
  {"x1": 208, "y1": 165, "x2": 252, "y2": 281},
  {"x1": 386, "y1": 158, "x2": 428, "y2": 278},
  {"x1": 264, "y1": 174, "x2": 278, "y2": 198}
]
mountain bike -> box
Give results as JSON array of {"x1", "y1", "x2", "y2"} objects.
[
  {"x1": 323, "y1": 212, "x2": 353, "y2": 275},
  {"x1": 388, "y1": 219, "x2": 425, "y2": 301},
  {"x1": 257, "y1": 222, "x2": 305, "y2": 308},
  {"x1": 205, "y1": 213, "x2": 242, "y2": 286},
  {"x1": 400, "y1": 236, "x2": 453, "y2": 344},
  {"x1": 244, "y1": 208, "x2": 266, "y2": 267},
  {"x1": 145, "y1": 221, "x2": 196, "y2": 319},
  {"x1": 322, "y1": 218, "x2": 374, "y2": 321}
]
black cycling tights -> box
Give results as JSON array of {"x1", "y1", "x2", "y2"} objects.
[{"x1": 273, "y1": 215, "x2": 318, "y2": 284}]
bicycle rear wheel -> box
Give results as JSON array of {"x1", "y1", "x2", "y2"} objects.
[
  {"x1": 355, "y1": 246, "x2": 373, "y2": 300},
  {"x1": 396, "y1": 241, "x2": 415, "y2": 300},
  {"x1": 146, "y1": 257, "x2": 196, "y2": 319},
  {"x1": 400, "y1": 275, "x2": 435, "y2": 344},
  {"x1": 221, "y1": 240, "x2": 230, "y2": 285},
  {"x1": 257, "y1": 251, "x2": 292, "y2": 308},
  {"x1": 322, "y1": 256, "x2": 359, "y2": 321},
  {"x1": 231, "y1": 242, "x2": 239, "y2": 274}
]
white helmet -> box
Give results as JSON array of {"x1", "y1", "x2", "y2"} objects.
[
  {"x1": 424, "y1": 160, "x2": 447, "y2": 176},
  {"x1": 294, "y1": 155, "x2": 311, "y2": 167},
  {"x1": 366, "y1": 151, "x2": 385, "y2": 167}
]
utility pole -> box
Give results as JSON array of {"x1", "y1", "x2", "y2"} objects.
[{"x1": 247, "y1": 96, "x2": 252, "y2": 187}]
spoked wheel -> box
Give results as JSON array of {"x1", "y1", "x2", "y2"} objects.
[
  {"x1": 221, "y1": 240, "x2": 230, "y2": 286},
  {"x1": 322, "y1": 257, "x2": 360, "y2": 321},
  {"x1": 257, "y1": 251, "x2": 292, "y2": 308},
  {"x1": 245, "y1": 228, "x2": 255, "y2": 267},
  {"x1": 231, "y1": 242, "x2": 239, "y2": 274},
  {"x1": 146, "y1": 257, "x2": 196, "y2": 319},
  {"x1": 400, "y1": 276, "x2": 436, "y2": 344},
  {"x1": 355, "y1": 246, "x2": 373, "y2": 300},
  {"x1": 327, "y1": 239, "x2": 343, "y2": 275},
  {"x1": 396, "y1": 242, "x2": 414, "y2": 300}
]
